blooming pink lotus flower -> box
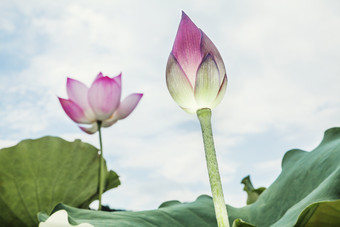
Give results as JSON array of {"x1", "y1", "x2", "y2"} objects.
[
  {"x1": 59, "y1": 72, "x2": 143, "y2": 134},
  {"x1": 166, "y1": 12, "x2": 227, "y2": 113}
]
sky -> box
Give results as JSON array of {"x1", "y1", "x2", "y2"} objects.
[{"x1": 1, "y1": 0, "x2": 340, "y2": 211}]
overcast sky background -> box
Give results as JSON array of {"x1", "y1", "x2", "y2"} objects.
[{"x1": 1, "y1": 0, "x2": 340, "y2": 210}]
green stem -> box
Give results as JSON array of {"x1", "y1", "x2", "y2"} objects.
[
  {"x1": 197, "y1": 108, "x2": 230, "y2": 227},
  {"x1": 97, "y1": 121, "x2": 104, "y2": 211}
]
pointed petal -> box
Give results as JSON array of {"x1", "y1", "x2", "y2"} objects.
[
  {"x1": 113, "y1": 73, "x2": 122, "y2": 87},
  {"x1": 79, "y1": 123, "x2": 98, "y2": 134},
  {"x1": 88, "y1": 76, "x2": 121, "y2": 121},
  {"x1": 94, "y1": 72, "x2": 104, "y2": 81},
  {"x1": 166, "y1": 54, "x2": 197, "y2": 110},
  {"x1": 115, "y1": 93, "x2": 143, "y2": 120},
  {"x1": 201, "y1": 32, "x2": 226, "y2": 84},
  {"x1": 58, "y1": 98, "x2": 92, "y2": 124},
  {"x1": 102, "y1": 93, "x2": 143, "y2": 127},
  {"x1": 66, "y1": 78, "x2": 95, "y2": 121},
  {"x1": 172, "y1": 11, "x2": 203, "y2": 86},
  {"x1": 211, "y1": 74, "x2": 228, "y2": 108},
  {"x1": 194, "y1": 54, "x2": 220, "y2": 107}
]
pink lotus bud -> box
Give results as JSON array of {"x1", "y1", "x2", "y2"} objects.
[
  {"x1": 59, "y1": 72, "x2": 143, "y2": 134},
  {"x1": 166, "y1": 12, "x2": 227, "y2": 113}
]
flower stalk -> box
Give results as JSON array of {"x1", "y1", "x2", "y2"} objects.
[
  {"x1": 97, "y1": 121, "x2": 105, "y2": 211},
  {"x1": 197, "y1": 108, "x2": 229, "y2": 227}
]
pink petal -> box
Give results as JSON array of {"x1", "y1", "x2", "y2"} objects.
[
  {"x1": 94, "y1": 72, "x2": 104, "y2": 81},
  {"x1": 66, "y1": 78, "x2": 95, "y2": 121},
  {"x1": 112, "y1": 73, "x2": 122, "y2": 87},
  {"x1": 79, "y1": 123, "x2": 98, "y2": 134},
  {"x1": 201, "y1": 32, "x2": 226, "y2": 85},
  {"x1": 166, "y1": 54, "x2": 197, "y2": 110},
  {"x1": 172, "y1": 11, "x2": 203, "y2": 86},
  {"x1": 102, "y1": 93, "x2": 143, "y2": 128},
  {"x1": 211, "y1": 74, "x2": 228, "y2": 109},
  {"x1": 194, "y1": 54, "x2": 220, "y2": 107},
  {"x1": 58, "y1": 97, "x2": 92, "y2": 124},
  {"x1": 115, "y1": 93, "x2": 143, "y2": 120},
  {"x1": 88, "y1": 76, "x2": 121, "y2": 121}
]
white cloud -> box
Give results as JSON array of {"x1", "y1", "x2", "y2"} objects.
[
  {"x1": 0, "y1": 139, "x2": 17, "y2": 148},
  {"x1": 255, "y1": 159, "x2": 282, "y2": 171}
]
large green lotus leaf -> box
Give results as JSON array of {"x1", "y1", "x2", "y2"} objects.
[
  {"x1": 0, "y1": 136, "x2": 120, "y2": 227},
  {"x1": 294, "y1": 199, "x2": 340, "y2": 226},
  {"x1": 40, "y1": 127, "x2": 340, "y2": 226},
  {"x1": 39, "y1": 195, "x2": 217, "y2": 227},
  {"x1": 227, "y1": 127, "x2": 340, "y2": 226}
]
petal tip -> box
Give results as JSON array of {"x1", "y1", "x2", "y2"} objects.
[
  {"x1": 58, "y1": 97, "x2": 67, "y2": 103},
  {"x1": 94, "y1": 72, "x2": 104, "y2": 81},
  {"x1": 66, "y1": 77, "x2": 75, "y2": 85},
  {"x1": 179, "y1": 11, "x2": 196, "y2": 28},
  {"x1": 114, "y1": 93, "x2": 143, "y2": 120},
  {"x1": 114, "y1": 73, "x2": 122, "y2": 85},
  {"x1": 58, "y1": 98, "x2": 91, "y2": 124}
]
